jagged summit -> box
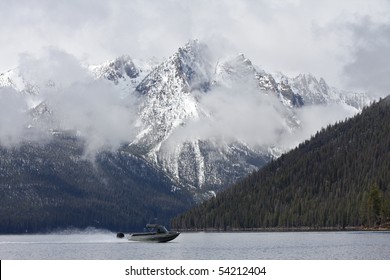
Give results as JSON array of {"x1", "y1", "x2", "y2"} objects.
[
  {"x1": 214, "y1": 53, "x2": 304, "y2": 107},
  {"x1": 92, "y1": 55, "x2": 139, "y2": 83},
  {"x1": 90, "y1": 55, "x2": 157, "y2": 94},
  {"x1": 176, "y1": 39, "x2": 212, "y2": 91},
  {"x1": 291, "y1": 73, "x2": 331, "y2": 104},
  {"x1": 0, "y1": 68, "x2": 40, "y2": 96},
  {"x1": 213, "y1": 53, "x2": 258, "y2": 87},
  {"x1": 290, "y1": 73, "x2": 370, "y2": 109},
  {"x1": 136, "y1": 39, "x2": 212, "y2": 96},
  {"x1": 132, "y1": 41, "x2": 207, "y2": 155}
]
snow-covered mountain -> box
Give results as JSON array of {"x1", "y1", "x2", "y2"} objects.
[
  {"x1": 213, "y1": 53, "x2": 304, "y2": 108},
  {"x1": 128, "y1": 41, "x2": 280, "y2": 199},
  {"x1": 89, "y1": 55, "x2": 158, "y2": 95},
  {"x1": 120, "y1": 40, "x2": 371, "y2": 199},
  {"x1": 289, "y1": 73, "x2": 370, "y2": 109},
  {"x1": 0, "y1": 39, "x2": 372, "y2": 201},
  {"x1": 0, "y1": 68, "x2": 38, "y2": 94}
]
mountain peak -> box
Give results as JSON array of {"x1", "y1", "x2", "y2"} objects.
[
  {"x1": 177, "y1": 39, "x2": 208, "y2": 61},
  {"x1": 236, "y1": 53, "x2": 251, "y2": 63},
  {"x1": 91, "y1": 55, "x2": 139, "y2": 84},
  {"x1": 183, "y1": 39, "x2": 202, "y2": 50},
  {"x1": 112, "y1": 55, "x2": 138, "y2": 78},
  {"x1": 213, "y1": 53, "x2": 257, "y2": 88},
  {"x1": 296, "y1": 73, "x2": 318, "y2": 83},
  {"x1": 167, "y1": 40, "x2": 212, "y2": 92}
]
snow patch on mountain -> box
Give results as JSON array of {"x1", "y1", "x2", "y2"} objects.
[
  {"x1": 290, "y1": 73, "x2": 371, "y2": 109},
  {"x1": 90, "y1": 55, "x2": 158, "y2": 96}
]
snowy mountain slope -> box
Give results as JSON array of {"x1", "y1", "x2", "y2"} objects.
[
  {"x1": 213, "y1": 53, "x2": 304, "y2": 108},
  {"x1": 0, "y1": 68, "x2": 37, "y2": 94},
  {"x1": 0, "y1": 68, "x2": 43, "y2": 110},
  {"x1": 128, "y1": 41, "x2": 279, "y2": 198},
  {"x1": 132, "y1": 41, "x2": 207, "y2": 151},
  {"x1": 0, "y1": 40, "x2": 373, "y2": 201},
  {"x1": 289, "y1": 73, "x2": 370, "y2": 109},
  {"x1": 89, "y1": 55, "x2": 158, "y2": 95}
]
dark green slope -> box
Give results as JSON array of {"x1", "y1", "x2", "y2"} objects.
[
  {"x1": 172, "y1": 97, "x2": 390, "y2": 230},
  {"x1": 0, "y1": 135, "x2": 193, "y2": 233}
]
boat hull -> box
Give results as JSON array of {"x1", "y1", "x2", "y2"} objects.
[{"x1": 129, "y1": 232, "x2": 180, "y2": 243}]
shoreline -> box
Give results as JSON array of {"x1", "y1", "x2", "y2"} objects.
[{"x1": 172, "y1": 226, "x2": 390, "y2": 233}]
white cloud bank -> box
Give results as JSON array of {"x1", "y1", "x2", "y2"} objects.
[
  {"x1": 166, "y1": 76, "x2": 359, "y2": 152},
  {"x1": 0, "y1": 49, "x2": 138, "y2": 156},
  {"x1": 0, "y1": 45, "x2": 363, "y2": 159},
  {"x1": 0, "y1": 87, "x2": 32, "y2": 146}
]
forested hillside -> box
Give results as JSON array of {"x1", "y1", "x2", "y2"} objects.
[
  {"x1": 172, "y1": 97, "x2": 390, "y2": 230},
  {"x1": 0, "y1": 135, "x2": 193, "y2": 233}
]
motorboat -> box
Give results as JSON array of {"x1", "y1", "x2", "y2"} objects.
[{"x1": 117, "y1": 224, "x2": 180, "y2": 243}]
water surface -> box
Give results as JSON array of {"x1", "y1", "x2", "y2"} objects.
[{"x1": 1, "y1": 230, "x2": 389, "y2": 259}]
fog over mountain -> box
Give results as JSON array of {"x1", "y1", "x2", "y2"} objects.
[
  {"x1": 1, "y1": 49, "x2": 140, "y2": 157},
  {"x1": 0, "y1": 40, "x2": 372, "y2": 199}
]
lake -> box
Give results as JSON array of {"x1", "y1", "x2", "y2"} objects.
[{"x1": 1, "y1": 229, "x2": 389, "y2": 259}]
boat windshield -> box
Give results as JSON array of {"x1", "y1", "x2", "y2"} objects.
[
  {"x1": 146, "y1": 224, "x2": 169, "y2": 233},
  {"x1": 156, "y1": 226, "x2": 168, "y2": 234}
]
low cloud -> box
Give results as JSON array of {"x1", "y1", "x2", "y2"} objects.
[
  {"x1": 0, "y1": 88, "x2": 31, "y2": 146},
  {"x1": 0, "y1": 47, "x2": 366, "y2": 159},
  {"x1": 284, "y1": 103, "x2": 358, "y2": 148},
  {"x1": 46, "y1": 80, "x2": 137, "y2": 157},
  {"x1": 19, "y1": 48, "x2": 91, "y2": 90},
  {"x1": 165, "y1": 78, "x2": 359, "y2": 152},
  {"x1": 0, "y1": 49, "x2": 138, "y2": 157},
  {"x1": 165, "y1": 79, "x2": 291, "y2": 149}
]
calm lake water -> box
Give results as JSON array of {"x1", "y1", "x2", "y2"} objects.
[{"x1": 1, "y1": 230, "x2": 389, "y2": 259}]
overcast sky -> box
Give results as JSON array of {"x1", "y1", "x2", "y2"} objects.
[{"x1": 1, "y1": 0, "x2": 390, "y2": 97}]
